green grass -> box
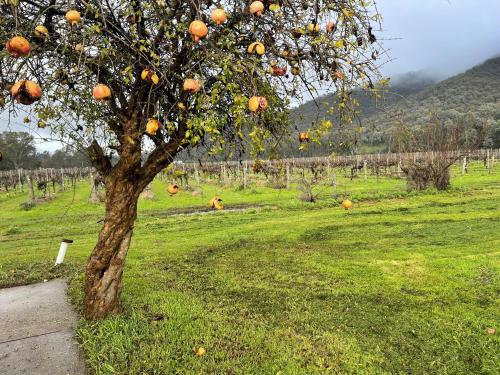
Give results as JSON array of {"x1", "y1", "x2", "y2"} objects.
[{"x1": 1, "y1": 163, "x2": 499, "y2": 374}]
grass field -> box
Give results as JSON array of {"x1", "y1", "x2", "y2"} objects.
[{"x1": 1, "y1": 164, "x2": 499, "y2": 374}]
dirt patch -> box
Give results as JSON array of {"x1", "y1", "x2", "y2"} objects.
[{"x1": 142, "y1": 204, "x2": 272, "y2": 218}]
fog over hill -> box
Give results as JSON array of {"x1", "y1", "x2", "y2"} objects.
[{"x1": 287, "y1": 56, "x2": 500, "y2": 156}]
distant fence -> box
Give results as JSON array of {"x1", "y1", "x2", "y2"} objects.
[
  {"x1": 0, "y1": 167, "x2": 94, "y2": 193},
  {"x1": 1, "y1": 149, "x2": 498, "y2": 193},
  {"x1": 175, "y1": 149, "x2": 499, "y2": 188},
  {"x1": 181, "y1": 149, "x2": 499, "y2": 169}
]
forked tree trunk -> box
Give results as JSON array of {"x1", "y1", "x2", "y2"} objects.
[{"x1": 83, "y1": 176, "x2": 142, "y2": 320}]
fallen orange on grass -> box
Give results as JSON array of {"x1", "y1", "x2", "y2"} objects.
[
  {"x1": 341, "y1": 199, "x2": 353, "y2": 210},
  {"x1": 209, "y1": 196, "x2": 223, "y2": 210},
  {"x1": 167, "y1": 184, "x2": 179, "y2": 195}
]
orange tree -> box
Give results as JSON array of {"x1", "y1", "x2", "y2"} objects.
[{"x1": 1, "y1": 0, "x2": 382, "y2": 319}]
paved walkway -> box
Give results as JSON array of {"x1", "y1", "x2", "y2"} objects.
[{"x1": 0, "y1": 279, "x2": 85, "y2": 375}]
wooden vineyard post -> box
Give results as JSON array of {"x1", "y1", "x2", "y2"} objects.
[
  {"x1": 18, "y1": 169, "x2": 23, "y2": 193},
  {"x1": 462, "y1": 156, "x2": 467, "y2": 175},
  {"x1": 333, "y1": 170, "x2": 337, "y2": 199},
  {"x1": 194, "y1": 165, "x2": 200, "y2": 186},
  {"x1": 51, "y1": 169, "x2": 56, "y2": 193},
  {"x1": 376, "y1": 154, "x2": 380, "y2": 183},
  {"x1": 27, "y1": 176, "x2": 35, "y2": 203},
  {"x1": 486, "y1": 149, "x2": 490, "y2": 173},
  {"x1": 286, "y1": 163, "x2": 290, "y2": 190},
  {"x1": 45, "y1": 169, "x2": 49, "y2": 196},
  {"x1": 488, "y1": 150, "x2": 494, "y2": 174},
  {"x1": 61, "y1": 168, "x2": 65, "y2": 190},
  {"x1": 363, "y1": 160, "x2": 368, "y2": 181},
  {"x1": 243, "y1": 161, "x2": 248, "y2": 189}
]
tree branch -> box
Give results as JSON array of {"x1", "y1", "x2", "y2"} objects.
[{"x1": 87, "y1": 140, "x2": 112, "y2": 176}]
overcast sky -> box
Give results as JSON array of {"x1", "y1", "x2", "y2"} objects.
[
  {"x1": 2, "y1": 0, "x2": 500, "y2": 151},
  {"x1": 377, "y1": 0, "x2": 500, "y2": 77}
]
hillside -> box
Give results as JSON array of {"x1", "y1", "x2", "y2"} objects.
[
  {"x1": 289, "y1": 56, "x2": 500, "y2": 155},
  {"x1": 290, "y1": 70, "x2": 437, "y2": 127}
]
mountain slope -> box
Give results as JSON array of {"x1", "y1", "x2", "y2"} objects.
[
  {"x1": 289, "y1": 56, "x2": 500, "y2": 154},
  {"x1": 290, "y1": 70, "x2": 438, "y2": 129}
]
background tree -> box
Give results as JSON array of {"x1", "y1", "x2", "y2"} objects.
[
  {"x1": 0, "y1": 131, "x2": 91, "y2": 168},
  {"x1": 1, "y1": 0, "x2": 382, "y2": 319},
  {"x1": 391, "y1": 113, "x2": 490, "y2": 191},
  {"x1": 0, "y1": 131, "x2": 37, "y2": 169}
]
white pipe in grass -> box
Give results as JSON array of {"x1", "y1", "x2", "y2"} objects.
[{"x1": 55, "y1": 239, "x2": 73, "y2": 265}]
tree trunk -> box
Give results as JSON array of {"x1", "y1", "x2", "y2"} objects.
[{"x1": 83, "y1": 177, "x2": 141, "y2": 320}]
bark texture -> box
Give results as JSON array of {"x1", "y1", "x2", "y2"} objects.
[
  {"x1": 83, "y1": 176, "x2": 141, "y2": 320},
  {"x1": 83, "y1": 110, "x2": 184, "y2": 320}
]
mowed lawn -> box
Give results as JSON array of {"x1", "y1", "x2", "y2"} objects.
[{"x1": 0, "y1": 165, "x2": 499, "y2": 374}]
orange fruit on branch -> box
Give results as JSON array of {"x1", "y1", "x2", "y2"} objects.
[
  {"x1": 247, "y1": 42, "x2": 265, "y2": 56},
  {"x1": 183, "y1": 78, "x2": 201, "y2": 93},
  {"x1": 299, "y1": 132, "x2": 309, "y2": 143},
  {"x1": 92, "y1": 84, "x2": 112, "y2": 101},
  {"x1": 34, "y1": 25, "x2": 49, "y2": 39},
  {"x1": 326, "y1": 22, "x2": 336, "y2": 33},
  {"x1": 146, "y1": 119, "x2": 161, "y2": 135},
  {"x1": 6, "y1": 36, "x2": 30, "y2": 58},
  {"x1": 141, "y1": 69, "x2": 160, "y2": 85},
  {"x1": 333, "y1": 70, "x2": 345, "y2": 81},
  {"x1": 269, "y1": 65, "x2": 287, "y2": 76},
  {"x1": 248, "y1": 96, "x2": 268, "y2": 113},
  {"x1": 307, "y1": 23, "x2": 320, "y2": 34},
  {"x1": 211, "y1": 9, "x2": 227, "y2": 25},
  {"x1": 11, "y1": 80, "x2": 42, "y2": 105},
  {"x1": 65, "y1": 10, "x2": 81, "y2": 25},
  {"x1": 250, "y1": 1, "x2": 265, "y2": 16},
  {"x1": 189, "y1": 20, "x2": 208, "y2": 43}
]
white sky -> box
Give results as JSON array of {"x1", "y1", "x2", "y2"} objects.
[
  {"x1": 2, "y1": 0, "x2": 500, "y2": 152},
  {"x1": 377, "y1": 0, "x2": 500, "y2": 77}
]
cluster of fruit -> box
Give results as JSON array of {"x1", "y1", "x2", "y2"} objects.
[
  {"x1": 5, "y1": 4, "x2": 272, "y2": 136},
  {"x1": 5, "y1": 10, "x2": 86, "y2": 106},
  {"x1": 145, "y1": 2, "x2": 271, "y2": 135},
  {"x1": 5, "y1": 2, "x2": 334, "y2": 142}
]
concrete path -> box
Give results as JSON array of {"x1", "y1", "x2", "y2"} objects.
[{"x1": 0, "y1": 279, "x2": 85, "y2": 375}]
